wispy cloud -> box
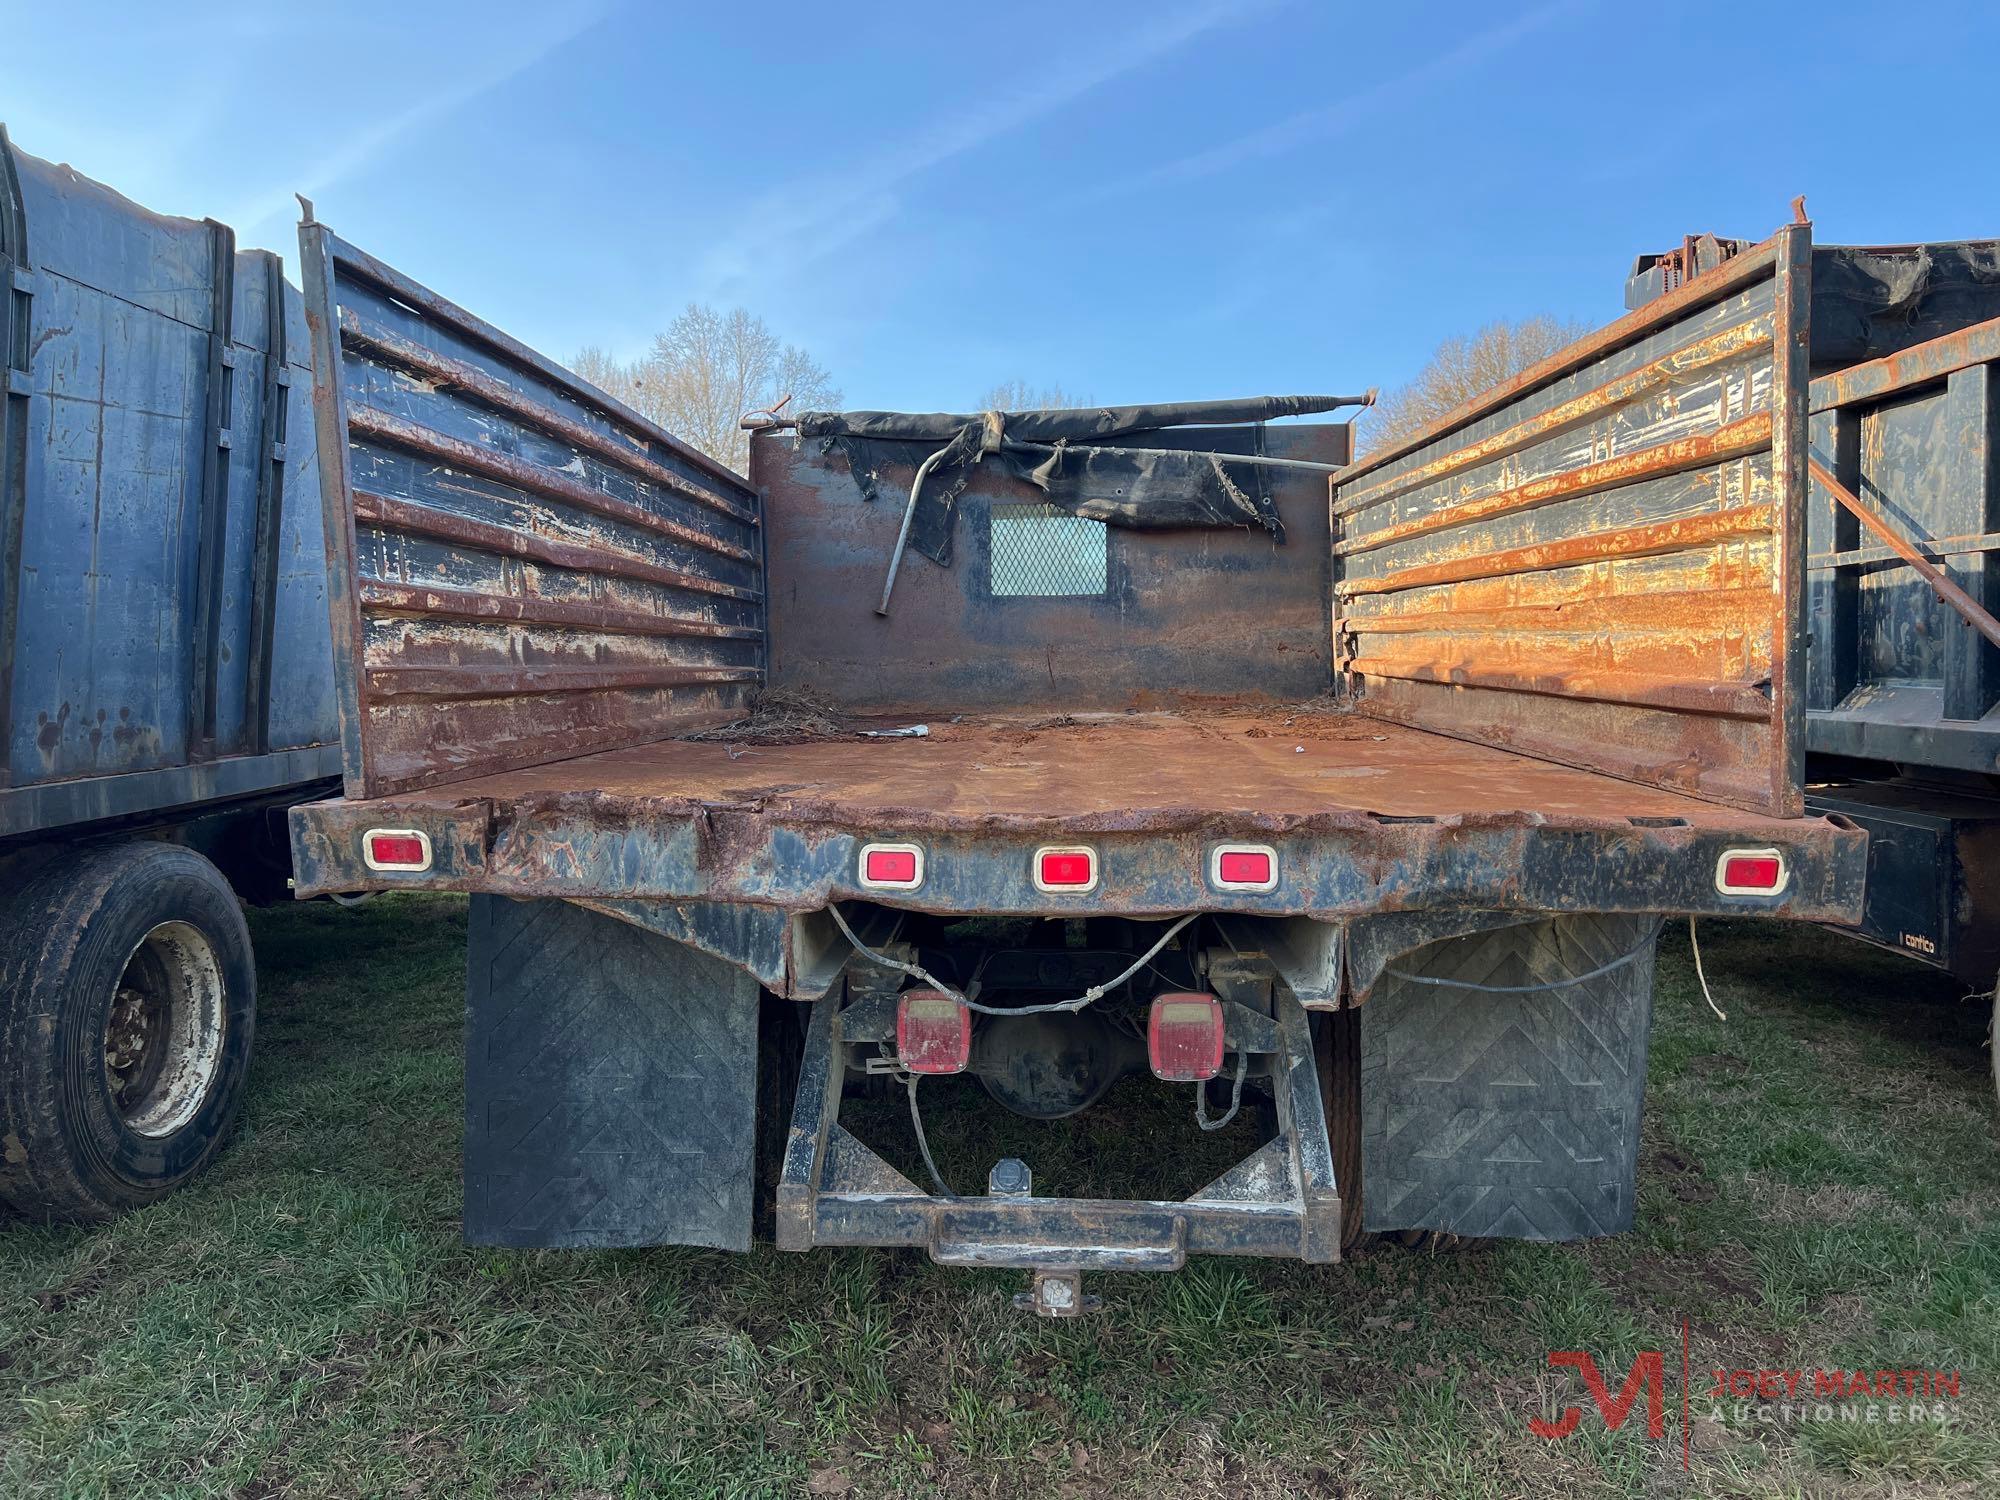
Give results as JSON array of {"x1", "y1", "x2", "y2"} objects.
[
  {"x1": 225, "y1": 1, "x2": 611, "y2": 237},
  {"x1": 689, "y1": 0, "x2": 1278, "y2": 298},
  {"x1": 1107, "y1": 1, "x2": 1577, "y2": 196}
]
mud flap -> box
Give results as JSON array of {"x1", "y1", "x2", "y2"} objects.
[
  {"x1": 463, "y1": 896, "x2": 758, "y2": 1250},
  {"x1": 1360, "y1": 915, "x2": 1655, "y2": 1241}
]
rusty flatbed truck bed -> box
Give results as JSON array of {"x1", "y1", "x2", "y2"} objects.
[{"x1": 288, "y1": 215, "x2": 1867, "y2": 1312}]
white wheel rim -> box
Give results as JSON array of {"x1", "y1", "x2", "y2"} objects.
[{"x1": 102, "y1": 921, "x2": 228, "y2": 1138}]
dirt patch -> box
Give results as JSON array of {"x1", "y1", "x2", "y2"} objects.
[
  {"x1": 1617, "y1": 1243, "x2": 1761, "y2": 1318},
  {"x1": 1650, "y1": 1144, "x2": 1719, "y2": 1203}
]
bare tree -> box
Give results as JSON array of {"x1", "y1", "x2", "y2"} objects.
[
  {"x1": 570, "y1": 306, "x2": 839, "y2": 475},
  {"x1": 1360, "y1": 315, "x2": 1588, "y2": 454},
  {"x1": 569, "y1": 346, "x2": 646, "y2": 413},
  {"x1": 976, "y1": 380, "x2": 1093, "y2": 412}
]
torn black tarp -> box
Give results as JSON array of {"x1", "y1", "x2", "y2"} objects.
[{"x1": 792, "y1": 394, "x2": 1370, "y2": 566}]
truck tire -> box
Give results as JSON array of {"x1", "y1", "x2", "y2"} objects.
[
  {"x1": 753, "y1": 992, "x2": 804, "y2": 1242},
  {"x1": 0, "y1": 842, "x2": 256, "y2": 1223},
  {"x1": 1316, "y1": 1010, "x2": 1469, "y2": 1253},
  {"x1": 1313, "y1": 1006, "x2": 1367, "y2": 1253}
]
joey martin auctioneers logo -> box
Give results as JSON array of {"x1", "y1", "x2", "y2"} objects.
[{"x1": 1529, "y1": 1324, "x2": 1964, "y2": 1470}]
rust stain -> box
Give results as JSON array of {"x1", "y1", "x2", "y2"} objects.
[
  {"x1": 349, "y1": 707, "x2": 1811, "y2": 831},
  {"x1": 1337, "y1": 504, "x2": 1777, "y2": 598},
  {"x1": 1353, "y1": 677, "x2": 1781, "y2": 814},
  {"x1": 35, "y1": 702, "x2": 69, "y2": 757},
  {"x1": 1336, "y1": 234, "x2": 1781, "y2": 493},
  {"x1": 358, "y1": 580, "x2": 762, "y2": 641},
  {"x1": 1335, "y1": 412, "x2": 1775, "y2": 559},
  {"x1": 348, "y1": 404, "x2": 757, "y2": 565},
  {"x1": 364, "y1": 663, "x2": 761, "y2": 701},
  {"x1": 354, "y1": 489, "x2": 760, "y2": 603},
  {"x1": 1808, "y1": 312, "x2": 2000, "y2": 413},
  {"x1": 1346, "y1": 658, "x2": 1773, "y2": 721},
  {"x1": 1335, "y1": 318, "x2": 1777, "y2": 518},
  {"x1": 328, "y1": 232, "x2": 751, "y2": 497},
  {"x1": 1343, "y1": 585, "x2": 1768, "y2": 638},
  {"x1": 339, "y1": 309, "x2": 759, "y2": 526}
]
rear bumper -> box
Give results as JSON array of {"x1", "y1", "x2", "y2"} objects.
[
  {"x1": 291, "y1": 790, "x2": 1867, "y2": 924},
  {"x1": 778, "y1": 972, "x2": 1345, "y2": 1272}
]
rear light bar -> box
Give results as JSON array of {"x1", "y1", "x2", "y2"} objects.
[
  {"x1": 362, "y1": 828, "x2": 432, "y2": 872},
  {"x1": 896, "y1": 990, "x2": 972, "y2": 1074},
  {"x1": 859, "y1": 842, "x2": 924, "y2": 890},
  {"x1": 1209, "y1": 844, "x2": 1278, "y2": 892},
  {"x1": 1148, "y1": 992, "x2": 1226, "y2": 1082},
  {"x1": 1033, "y1": 845, "x2": 1099, "y2": 893},
  {"x1": 1715, "y1": 847, "x2": 1787, "y2": 896}
]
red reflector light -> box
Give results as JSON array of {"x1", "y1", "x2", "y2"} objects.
[
  {"x1": 896, "y1": 991, "x2": 971, "y2": 1074},
  {"x1": 859, "y1": 842, "x2": 923, "y2": 889},
  {"x1": 1211, "y1": 845, "x2": 1277, "y2": 891},
  {"x1": 1147, "y1": 992, "x2": 1225, "y2": 1082},
  {"x1": 363, "y1": 829, "x2": 431, "y2": 872},
  {"x1": 1034, "y1": 846, "x2": 1098, "y2": 892},
  {"x1": 1716, "y1": 848, "x2": 1786, "y2": 895}
]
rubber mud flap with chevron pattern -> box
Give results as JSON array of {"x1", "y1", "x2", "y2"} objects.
[
  {"x1": 1359, "y1": 915, "x2": 1656, "y2": 1242},
  {"x1": 464, "y1": 896, "x2": 759, "y2": 1250}
]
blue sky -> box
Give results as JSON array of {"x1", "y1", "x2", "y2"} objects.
[{"x1": 5, "y1": 0, "x2": 1996, "y2": 411}]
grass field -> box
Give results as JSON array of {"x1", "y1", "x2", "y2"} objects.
[{"x1": 4, "y1": 896, "x2": 1998, "y2": 1498}]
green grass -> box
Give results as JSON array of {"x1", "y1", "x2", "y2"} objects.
[{"x1": 3, "y1": 899, "x2": 1999, "y2": 1497}]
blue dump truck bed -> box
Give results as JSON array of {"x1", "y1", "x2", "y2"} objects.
[{"x1": 0, "y1": 130, "x2": 338, "y2": 838}]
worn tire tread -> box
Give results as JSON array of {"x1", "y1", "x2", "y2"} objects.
[{"x1": 0, "y1": 841, "x2": 254, "y2": 1222}]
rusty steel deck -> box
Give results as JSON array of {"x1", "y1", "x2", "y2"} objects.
[{"x1": 289, "y1": 708, "x2": 1865, "y2": 929}]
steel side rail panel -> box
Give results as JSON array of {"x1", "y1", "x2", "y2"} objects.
[
  {"x1": 295, "y1": 218, "x2": 766, "y2": 802},
  {"x1": 1331, "y1": 227, "x2": 1812, "y2": 818}
]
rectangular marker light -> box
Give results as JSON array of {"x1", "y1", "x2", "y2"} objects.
[
  {"x1": 1034, "y1": 846, "x2": 1098, "y2": 892},
  {"x1": 363, "y1": 829, "x2": 432, "y2": 872},
  {"x1": 1715, "y1": 848, "x2": 1786, "y2": 895},
  {"x1": 860, "y1": 842, "x2": 924, "y2": 890}
]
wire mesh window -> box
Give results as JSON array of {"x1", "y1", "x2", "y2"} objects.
[{"x1": 988, "y1": 503, "x2": 1108, "y2": 597}]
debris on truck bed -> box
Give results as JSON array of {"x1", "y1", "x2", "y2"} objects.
[{"x1": 679, "y1": 688, "x2": 850, "y2": 745}]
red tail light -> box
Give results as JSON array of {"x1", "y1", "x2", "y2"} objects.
[
  {"x1": 896, "y1": 991, "x2": 971, "y2": 1074},
  {"x1": 1716, "y1": 848, "x2": 1786, "y2": 895},
  {"x1": 1147, "y1": 992, "x2": 1225, "y2": 1082},
  {"x1": 859, "y1": 842, "x2": 924, "y2": 890},
  {"x1": 363, "y1": 829, "x2": 431, "y2": 872},
  {"x1": 1210, "y1": 844, "x2": 1277, "y2": 891},
  {"x1": 1034, "y1": 846, "x2": 1098, "y2": 892}
]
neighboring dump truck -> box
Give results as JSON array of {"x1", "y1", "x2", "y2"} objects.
[
  {"x1": 283, "y1": 214, "x2": 1888, "y2": 1311},
  {"x1": 1630, "y1": 234, "x2": 2000, "y2": 1076},
  {"x1": 0, "y1": 131, "x2": 339, "y2": 1221}
]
